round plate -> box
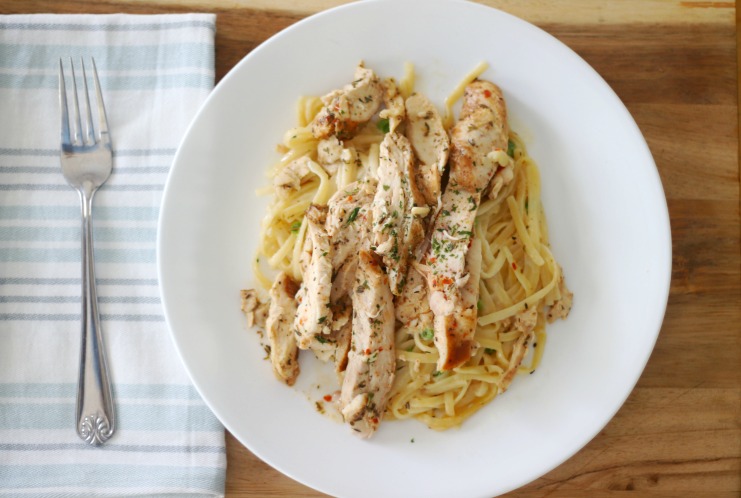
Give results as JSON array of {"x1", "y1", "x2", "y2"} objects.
[{"x1": 157, "y1": 1, "x2": 671, "y2": 496}]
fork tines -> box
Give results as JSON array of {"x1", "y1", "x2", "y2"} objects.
[{"x1": 59, "y1": 57, "x2": 110, "y2": 148}]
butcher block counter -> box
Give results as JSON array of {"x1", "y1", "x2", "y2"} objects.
[{"x1": 3, "y1": 1, "x2": 738, "y2": 496}]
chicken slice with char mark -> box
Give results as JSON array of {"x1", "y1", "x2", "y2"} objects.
[
  {"x1": 404, "y1": 93, "x2": 449, "y2": 207},
  {"x1": 307, "y1": 296, "x2": 353, "y2": 373},
  {"x1": 430, "y1": 237, "x2": 482, "y2": 371},
  {"x1": 340, "y1": 251, "x2": 396, "y2": 438},
  {"x1": 448, "y1": 80, "x2": 510, "y2": 192},
  {"x1": 294, "y1": 205, "x2": 333, "y2": 348},
  {"x1": 371, "y1": 132, "x2": 426, "y2": 295},
  {"x1": 305, "y1": 180, "x2": 375, "y2": 370},
  {"x1": 265, "y1": 272, "x2": 301, "y2": 385},
  {"x1": 311, "y1": 63, "x2": 384, "y2": 140},
  {"x1": 421, "y1": 80, "x2": 512, "y2": 370},
  {"x1": 325, "y1": 178, "x2": 377, "y2": 301}
]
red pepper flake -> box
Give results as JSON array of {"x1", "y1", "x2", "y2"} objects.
[
  {"x1": 371, "y1": 417, "x2": 379, "y2": 424},
  {"x1": 364, "y1": 348, "x2": 372, "y2": 355},
  {"x1": 512, "y1": 262, "x2": 517, "y2": 270},
  {"x1": 483, "y1": 89, "x2": 492, "y2": 98},
  {"x1": 323, "y1": 394, "x2": 333, "y2": 402}
]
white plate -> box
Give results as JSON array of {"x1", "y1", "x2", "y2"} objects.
[{"x1": 158, "y1": 1, "x2": 671, "y2": 496}]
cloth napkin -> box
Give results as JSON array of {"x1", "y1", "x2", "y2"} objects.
[{"x1": 0, "y1": 14, "x2": 225, "y2": 496}]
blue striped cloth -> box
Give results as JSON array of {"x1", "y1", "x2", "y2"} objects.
[{"x1": 0, "y1": 14, "x2": 226, "y2": 496}]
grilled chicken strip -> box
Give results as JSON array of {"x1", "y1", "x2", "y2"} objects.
[
  {"x1": 306, "y1": 180, "x2": 375, "y2": 370},
  {"x1": 340, "y1": 251, "x2": 396, "y2": 438},
  {"x1": 430, "y1": 237, "x2": 482, "y2": 370},
  {"x1": 326, "y1": 179, "x2": 377, "y2": 300},
  {"x1": 294, "y1": 205, "x2": 333, "y2": 348},
  {"x1": 311, "y1": 63, "x2": 384, "y2": 140},
  {"x1": 421, "y1": 80, "x2": 512, "y2": 370},
  {"x1": 395, "y1": 265, "x2": 433, "y2": 331},
  {"x1": 371, "y1": 132, "x2": 426, "y2": 295},
  {"x1": 308, "y1": 296, "x2": 353, "y2": 373},
  {"x1": 404, "y1": 93, "x2": 449, "y2": 207},
  {"x1": 448, "y1": 80, "x2": 510, "y2": 192},
  {"x1": 265, "y1": 272, "x2": 301, "y2": 385}
]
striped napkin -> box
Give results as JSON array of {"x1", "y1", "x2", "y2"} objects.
[{"x1": 0, "y1": 14, "x2": 226, "y2": 496}]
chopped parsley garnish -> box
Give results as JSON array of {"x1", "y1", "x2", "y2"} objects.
[
  {"x1": 317, "y1": 316, "x2": 327, "y2": 324},
  {"x1": 377, "y1": 118, "x2": 390, "y2": 134},
  {"x1": 290, "y1": 220, "x2": 301, "y2": 233},
  {"x1": 507, "y1": 138, "x2": 516, "y2": 158},
  {"x1": 420, "y1": 328, "x2": 434, "y2": 340},
  {"x1": 346, "y1": 206, "x2": 361, "y2": 224}
]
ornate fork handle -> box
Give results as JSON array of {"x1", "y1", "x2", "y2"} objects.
[
  {"x1": 76, "y1": 183, "x2": 115, "y2": 446},
  {"x1": 59, "y1": 57, "x2": 116, "y2": 446}
]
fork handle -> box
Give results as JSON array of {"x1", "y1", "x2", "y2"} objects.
[{"x1": 76, "y1": 186, "x2": 116, "y2": 446}]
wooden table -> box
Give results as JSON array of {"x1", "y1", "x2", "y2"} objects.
[{"x1": 5, "y1": 1, "x2": 738, "y2": 496}]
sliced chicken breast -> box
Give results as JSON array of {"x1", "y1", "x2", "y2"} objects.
[
  {"x1": 404, "y1": 93, "x2": 449, "y2": 206},
  {"x1": 294, "y1": 205, "x2": 333, "y2": 348},
  {"x1": 265, "y1": 272, "x2": 301, "y2": 385},
  {"x1": 371, "y1": 132, "x2": 426, "y2": 295},
  {"x1": 448, "y1": 80, "x2": 510, "y2": 192},
  {"x1": 308, "y1": 296, "x2": 353, "y2": 373},
  {"x1": 395, "y1": 264, "x2": 433, "y2": 332},
  {"x1": 325, "y1": 178, "x2": 376, "y2": 301},
  {"x1": 311, "y1": 63, "x2": 384, "y2": 140},
  {"x1": 340, "y1": 251, "x2": 396, "y2": 438},
  {"x1": 304, "y1": 179, "x2": 376, "y2": 370},
  {"x1": 420, "y1": 80, "x2": 512, "y2": 370},
  {"x1": 430, "y1": 237, "x2": 482, "y2": 371}
]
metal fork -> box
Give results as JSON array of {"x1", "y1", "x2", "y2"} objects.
[{"x1": 59, "y1": 57, "x2": 115, "y2": 446}]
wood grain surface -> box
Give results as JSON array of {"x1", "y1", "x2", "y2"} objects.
[{"x1": 2, "y1": 1, "x2": 738, "y2": 496}]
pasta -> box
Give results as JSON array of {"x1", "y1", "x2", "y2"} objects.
[{"x1": 246, "y1": 62, "x2": 572, "y2": 433}]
